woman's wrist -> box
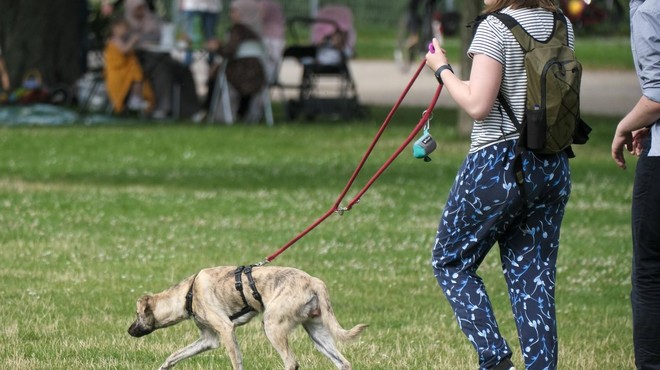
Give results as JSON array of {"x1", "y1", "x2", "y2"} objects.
[{"x1": 434, "y1": 64, "x2": 453, "y2": 85}]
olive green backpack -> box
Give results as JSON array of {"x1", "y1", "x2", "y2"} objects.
[{"x1": 489, "y1": 11, "x2": 591, "y2": 156}]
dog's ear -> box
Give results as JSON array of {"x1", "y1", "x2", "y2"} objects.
[{"x1": 137, "y1": 294, "x2": 154, "y2": 315}]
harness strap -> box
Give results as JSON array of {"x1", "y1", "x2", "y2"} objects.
[
  {"x1": 185, "y1": 274, "x2": 198, "y2": 317},
  {"x1": 243, "y1": 265, "x2": 265, "y2": 309},
  {"x1": 497, "y1": 92, "x2": 527, "y2": 213},
  {"x1": 228, "y1": 306, "x2": 255, "y2": 321},
  {"x1": 233, "y1": 266, "x2": 252, "y2": 309},
  {"x1": 229, "y1": 265, "x2": 264, "y2": 321}
]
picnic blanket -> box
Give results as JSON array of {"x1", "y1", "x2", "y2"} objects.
[{"x1": 0, "y1": 104, "x2": 116, "y2": 126}]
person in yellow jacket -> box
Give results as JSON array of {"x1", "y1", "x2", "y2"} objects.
[{"x1": 103, "y1": 17, "x2": 154, "y2": 113}]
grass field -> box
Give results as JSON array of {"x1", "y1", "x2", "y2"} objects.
[{"x1": 0, "y1": 106, "x2": 636, "y2": 369}]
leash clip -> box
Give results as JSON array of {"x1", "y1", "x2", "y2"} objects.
[
  {"x1": 336, "y1": 198, "x2": 360, "y2": 215},
  {"x1": 423, "y1": 110, "x2": 433, "y2": 128},
  {"x1": 252, "y1": 258, "x2": 270, "y2": 267},
  {"x1": 413, "y1": 110, "x2": 437, "y2": 162}
]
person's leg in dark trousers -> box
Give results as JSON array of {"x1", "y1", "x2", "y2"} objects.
[
  {"x1": 631, "y1": 147, "x2": 660, "y2": 370},
  {"x1": 170, "y1": 60, "x2": 200, "y2": 119},
  {"x1": 182, "y1": 11, "x2": 197, "y2": 66},
  {"x1": 138, "y1": 51, "x2": 174, "y2": 116},
  {"x1": 201, "y1": 12, "x2": 218, "y2": 65},
  {"x1": 498, "y1": 151, "x2": 571, "y2": 370},
  {"x1": 432, "y1": 143, "x2": 521, "y2": 369},
  {"x1": 433, "y1": 143, "x2": 570, "y2": 370}
]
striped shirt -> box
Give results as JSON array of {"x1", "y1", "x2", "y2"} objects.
[{"x1": 467, "y1": 7, "x2": 575, "y2": 153}]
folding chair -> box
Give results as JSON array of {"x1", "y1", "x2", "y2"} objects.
[{"x1": 79, "y1": 35, "x2": 111, "y2": 114}]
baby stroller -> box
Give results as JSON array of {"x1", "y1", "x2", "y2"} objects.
[{"x1": 280, "y1": 5, "x2": 364, "y2": 120}]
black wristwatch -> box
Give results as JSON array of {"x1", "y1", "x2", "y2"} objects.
[{"x1": 434, "y1": 64, "x2": 453, "y2": 85}]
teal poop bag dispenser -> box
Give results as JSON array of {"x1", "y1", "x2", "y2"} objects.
[{"x1": 413, "y1": 116, "x2": 436, "y2": 162}]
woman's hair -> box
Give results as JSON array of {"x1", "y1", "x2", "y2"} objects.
[{"x1": 483, "y1": 0, "x2": 558, "y2": 14}]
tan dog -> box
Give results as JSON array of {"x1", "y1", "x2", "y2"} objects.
[{"x1": 128, "y1": 265, "x2": 367, "y2": 370}]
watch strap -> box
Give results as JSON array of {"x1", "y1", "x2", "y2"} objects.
[{"x1": 434, "y1": 64, "x2": 453, "y2": 85}]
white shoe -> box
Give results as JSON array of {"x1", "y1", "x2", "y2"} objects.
[
  {"x1": 127, "y1": 96, "x2": 148, "y2": 112},
  {"x1": 151, "y1": 110, "x2": 168, "y2": 120},
  {"x1": 191, "y1": 110, "x2": 206, "y2": 123}
]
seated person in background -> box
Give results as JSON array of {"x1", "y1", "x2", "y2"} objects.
[
  {"x1": 124, "y1": 0, "x2": 201, "y2": 120},
  {"x1": 103, "y1": 17, "x2": 155, "y2": 113},
  {"x1": 207, "y1": 0, "x2": 266, "y2": 123}
]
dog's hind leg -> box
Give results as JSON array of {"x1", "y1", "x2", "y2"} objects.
[
  {"x1": 303, "y1": 319, "x2": 352, "y2": 370},
  {"x1": 158, "y1": 328, "x2": 219, "y2": 370},
  {"x1": 263, "y1": 312, "x2": 300, "y2": 370}
]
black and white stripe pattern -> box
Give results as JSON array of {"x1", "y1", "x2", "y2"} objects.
[{"x1": 467, "y1": 7, "x2": 575, "y2": 153}]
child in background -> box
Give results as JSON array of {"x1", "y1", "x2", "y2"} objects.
[{"x1": 103, "y1": 17, "x2": 154, "y2": 113}]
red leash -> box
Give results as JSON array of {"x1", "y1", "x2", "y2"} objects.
[{"x1": 259, "y1": 60, "x2": 443, "y2": 265}]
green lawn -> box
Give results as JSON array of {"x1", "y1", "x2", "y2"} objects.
[{"x1": 0, "y1": 108, "x2": 635, "y2": 369}]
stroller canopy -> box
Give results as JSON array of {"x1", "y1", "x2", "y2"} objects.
[{"x1": 311, "y1": 5, "x2": 356, "y2": 53}]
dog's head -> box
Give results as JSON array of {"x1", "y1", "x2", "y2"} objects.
[{"x1": 128, "y1": 295, "x2": 157, "y2": 337}]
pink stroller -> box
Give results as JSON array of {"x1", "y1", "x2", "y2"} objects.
[{"x1": 281, "y1": 5, "x2": 364, "y2": 120}]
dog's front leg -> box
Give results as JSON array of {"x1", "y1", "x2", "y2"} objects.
[
  {"x1": 158, "y1": 329, "x2": 219, "y2": 370},
  {"x1": 215, "y1": 321, "x2": 244, "y2": 370},
  {"x1": 199, "y1": 312, "x2": 245, "y2": 370}
]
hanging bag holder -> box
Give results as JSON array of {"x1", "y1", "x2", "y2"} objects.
[{"x1": 412, "y1": 112, "x2": 437, "y2": 162}]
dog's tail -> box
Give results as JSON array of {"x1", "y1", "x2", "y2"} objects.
[{"x1": 313, "y1": 278, "x2": 368, "y2": 342}]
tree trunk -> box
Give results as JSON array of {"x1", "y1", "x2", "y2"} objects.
[
  {"x1": 0, "y1": 0, "x2": 88, "y2": 91},
  {"x1": 457, "y1": 0, "x2": 483, "y2": 138}
]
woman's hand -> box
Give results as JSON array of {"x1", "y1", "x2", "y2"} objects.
[
  {"x1": 425, "y1": 38, "x2": 449, "y2": 72},
  {"x1": 611, "y1": 96, "x2": 660, "y2": 169},
  {"x1": 631, "y1": 128, "x2": 649, "y2": 156},
  {"x1": 611, "y1": 126, "x2": 633, "y2": 170}
]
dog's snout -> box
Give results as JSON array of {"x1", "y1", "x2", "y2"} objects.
[{"x1": 128, "y1": 321, "x2": 152, "y2": 337}]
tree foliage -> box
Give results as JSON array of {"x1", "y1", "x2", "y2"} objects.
[{"x1": 0, "y1": 0, "x2": 88, "y2": 90}]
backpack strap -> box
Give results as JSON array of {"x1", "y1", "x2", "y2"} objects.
[
  {"x1": 491, "y1": 11, "x2": 569, "y2": 52},
  {"x1": 469, "y1": 13, "x2": 491, "y2": 39},
  {"x1": 553, "y1": 11, "x2": 570, "y2": 46}
]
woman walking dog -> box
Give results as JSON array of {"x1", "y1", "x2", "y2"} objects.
[{"x1": 425, "y1": 0, "x2": 576, "y2": 369}]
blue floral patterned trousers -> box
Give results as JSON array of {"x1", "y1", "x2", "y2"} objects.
[{"x1": 432, "y1": 141, "x2": 571, "y2": 370}]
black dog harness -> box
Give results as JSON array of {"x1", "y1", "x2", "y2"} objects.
[
  {"x1": 229, "y1": 265, "x2": 265, "y2": 320},
  {"x1": 185, "y1": 274, "x2": 197, "y2": 317},
  {"x1": 184, "y1": 266, "x2": 265, "y2": 320}
]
